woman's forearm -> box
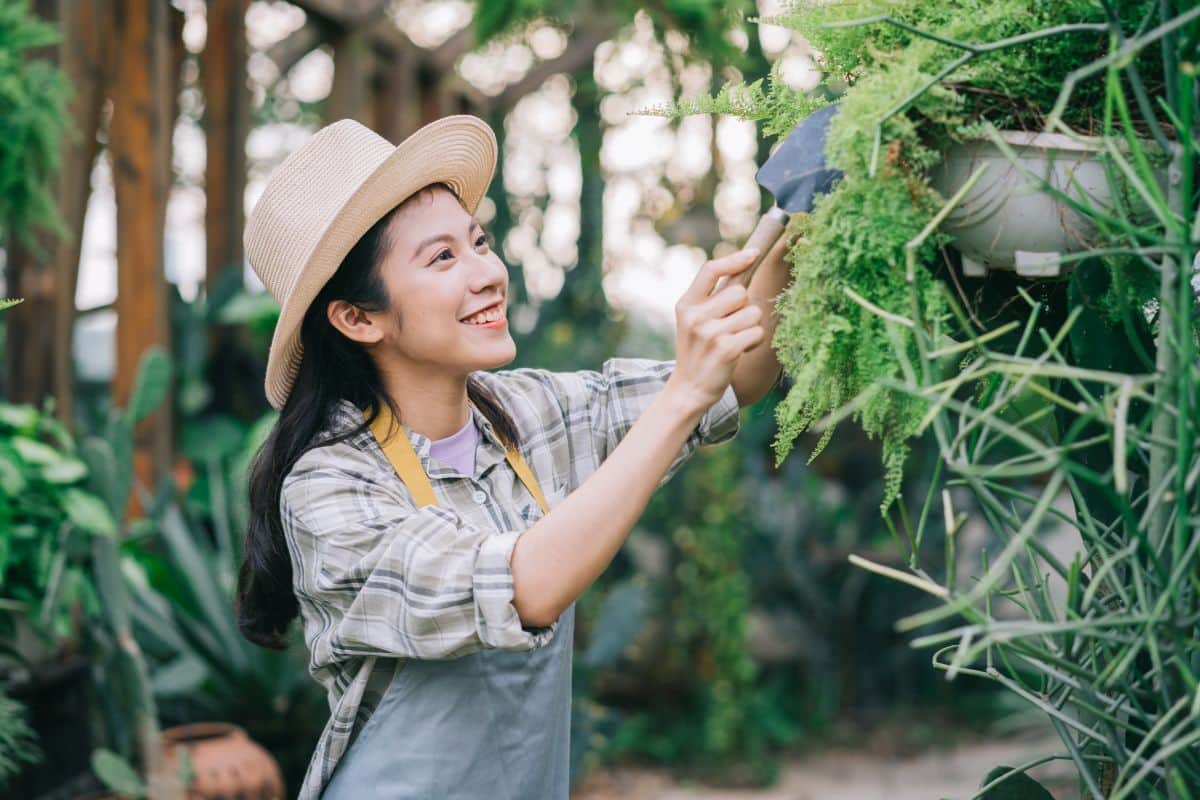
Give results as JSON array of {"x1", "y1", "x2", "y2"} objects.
[
  {"x1": 730, "y1": 234, "x2": 790, "y2": 407},
  {"x1": 509, "y1": 380, "x2": 708, "y2": 627}
]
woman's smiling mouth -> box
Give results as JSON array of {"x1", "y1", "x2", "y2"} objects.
[{"x1": 460, "y1": 303, "x2": 507, "y2": 327}]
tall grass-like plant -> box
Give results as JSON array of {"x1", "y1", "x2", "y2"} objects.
[{"x1": 661, "y1": 2, "x2": 1197, "y2": 796}]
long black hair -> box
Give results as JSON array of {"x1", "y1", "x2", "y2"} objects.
[{"x1": 237, "y1": 184, "x2": 520, "y2": 649}]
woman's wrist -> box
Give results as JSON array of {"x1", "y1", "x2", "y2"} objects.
[{"x1": 662, "y1": 374, "x2": 718, "y2": 424}]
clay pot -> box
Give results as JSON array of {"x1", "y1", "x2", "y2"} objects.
[{"x1": 162, "y1": 723, "x2": 284, "y2": 800}]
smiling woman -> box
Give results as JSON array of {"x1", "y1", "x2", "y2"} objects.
[{"x1": 236, "y1": 115, "x2": 780, "y2": 800}]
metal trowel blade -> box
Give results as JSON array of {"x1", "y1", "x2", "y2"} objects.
[{"x1": 757, "y1": 103, "x2": 843, "y2": 214}]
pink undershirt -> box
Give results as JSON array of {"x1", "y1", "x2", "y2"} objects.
[{"x1": 428, "y1": 414, "x2": 479, "y2": 476}]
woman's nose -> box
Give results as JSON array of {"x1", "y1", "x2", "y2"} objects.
[{"x1": 468, "y1": 250, "x2": 507, "y2": 291}]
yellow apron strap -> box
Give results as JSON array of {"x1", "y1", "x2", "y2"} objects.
[
  {"x1": 505, "y1": 447, "x2": 549, "y2": 515},
  {"x1": 368, "y1": 409, "x2": 438, "y2": 507},
  {"x1": 366, "y1": 404, "x2": 549, "y2": 515}
]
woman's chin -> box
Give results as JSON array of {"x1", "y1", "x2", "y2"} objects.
[{"x1": 473, "y1": 340, "x2": 517, "y2": 371}]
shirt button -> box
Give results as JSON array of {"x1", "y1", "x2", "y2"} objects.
[{"x1": 471, "y1": 490, "x2": 488, "y2": 504}]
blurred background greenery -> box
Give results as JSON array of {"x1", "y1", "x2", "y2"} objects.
[{"x1": 0, "y1": 1, "x2": 1025, "y2": 797}]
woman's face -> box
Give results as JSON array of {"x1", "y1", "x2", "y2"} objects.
[{"x1": 372, "y1": 186, "x2": 516, "y2": 376}]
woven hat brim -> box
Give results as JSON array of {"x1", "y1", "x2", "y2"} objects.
[{"x1": 263, "y1": 116, "x2": 497, "y2": 410}]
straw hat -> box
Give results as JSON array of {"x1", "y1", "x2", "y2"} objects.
[{"x1": 244, "y1": 115, "x2": 498, "y2": 410}]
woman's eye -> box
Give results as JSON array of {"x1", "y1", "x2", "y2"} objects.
[
  {"x1": 475, "y1": 232, "x2": 493, "y2": 249},
  {"x1": 432, "y1": 248, "x2": 453, "y2": 263}
]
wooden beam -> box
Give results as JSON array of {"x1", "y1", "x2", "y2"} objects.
[{"x1": 110, "y1": 0, "x2": 176, "y2": 503}]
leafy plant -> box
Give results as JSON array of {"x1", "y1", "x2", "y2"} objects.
[
  {"x1": 653, "y1": 1, "x2": 1164, "y2": 507},
  {"x1": 0, "y1": 399, "x2": 114, "y2": 653},
  {"x1": 664, "y1": 1, "x2": 1198, "y2": 796},
  {"x1": 76, "y1": 347, "x2": 182, "y2": 799},
  {"x1": 122, "y1": 409, "x2": 326, "y2": 787},
  {"x1": 0, "y1": 0, "x2": 70, "y2": 249},
  {"x1": 0, "y1": 686, "x2": 38, "y2": 789}
]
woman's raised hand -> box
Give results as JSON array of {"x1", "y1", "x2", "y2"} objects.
[{"x1": 667, "y1": 248, "x2": 766, "y2": 413}]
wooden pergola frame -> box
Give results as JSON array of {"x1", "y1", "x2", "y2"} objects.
[{"x1": 4, "y1": 0, "x2": 609, "y2": 512}]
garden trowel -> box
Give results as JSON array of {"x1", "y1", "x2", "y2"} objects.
[{"x1": 727, "y1": 103, "x2": 842, "y2": 288}]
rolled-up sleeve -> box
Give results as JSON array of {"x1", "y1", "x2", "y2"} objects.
[
  {"x1": 281, "y1": 452, "x2": 555, "y2": 664},
  {"x1": 490, "y1": 358, "x2": 741, "y2": 489}
]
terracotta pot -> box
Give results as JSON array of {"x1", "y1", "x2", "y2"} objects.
[{"x1": 162, "y1": 722, "x2": 284, "y2": 800}]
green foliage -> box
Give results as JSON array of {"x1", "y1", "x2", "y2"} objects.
[
  {"x1": 644, "y1": 58, "x2": 830, "y2": 139},
  {"x1": 979, "y1": 765, "x2": 1055, "y2": 800},
  {"x1": 472, "y1": 0, "x2": 755, "y2": 68},
  {"x1": 657, "y1": 1, "x2": 1163, "y2": 507},
  {"x1": 659, "y1": 445, "x2": 762, "y2": 770},
  {"x1": 720, "y1": 4, "x2": 1199, "y2": 796},
  {"x1": 0, "y1": 687, "x2": 38, "y2": 788},
  {"x1": 0, "y1": 299, "x2": 23, "y2": 312},
  {"x1": 658, "y1": 1, "x2": 1198, "y2": 794},
  {"x1": 90, "y1": 748, "x2": 147, "y2": 799},
  {"x1": 763, "y1": 0, "x2": 1158, "y2": 132},
  {"x1": 0, "y1": 0, "x2": 70, "y2": 248},
  {"x1": 0, "y1": 400, "x2": 111, "y2": 647}
]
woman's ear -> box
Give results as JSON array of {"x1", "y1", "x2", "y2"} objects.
[{"x1": 326, "y1": 299, "x2": 385, "y2": 345}]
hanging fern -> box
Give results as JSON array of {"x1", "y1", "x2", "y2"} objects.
[{"x1": 653, "y1": 0, "x2": 1160, "y2": 508}]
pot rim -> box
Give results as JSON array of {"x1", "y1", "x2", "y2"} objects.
[
  {"x1": 953, "y1": 129, "x2": 1166, "y2": 156},
  {"x1": 161, "y1": 721, "x2": 246, "y2": 745}
]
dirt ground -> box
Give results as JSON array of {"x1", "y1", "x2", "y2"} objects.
[{"x1": 573, "y1": 732, "x2": 1074, "y2": 800}]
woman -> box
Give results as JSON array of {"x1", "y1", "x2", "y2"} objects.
[{"x1": 237, "y1": 116, "x2": 789, "y2": 799}]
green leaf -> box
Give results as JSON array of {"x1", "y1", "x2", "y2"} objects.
[
  {"x1": 583, "y1": 580, "x2": 650, "y2": 669},
  {"x1": 41, "y1": 457, "x2": 88, "y2": 484},
  {"x1": 11, "y1": 436, "x2": 63, "y2": 467},
  {"x1": 79, "y1": 436, "x2": 122, "y2": 516},
  {"x1": 104, "y1": 412, "x2": 134, "y2": 508},
  {"x1": 0, "y1": 403, "x2": 38, "y2": 431},
  {"x1": 980, "y1": 766, "x2": 1055, "y2": 800},
  {"x1": 0, "y1": 448, "x2": 27, "y2": 495},
  {"x1": 125, "y1": 348, "x2": 173, "y2": 425},
  {"x1": 62, "y1": 488, "x2": 118, "y2": 536},
  {"x1": 215, "y1": 290, "x2": 279, "y2": 325},
  {"x1": 181, "y1": 415, "x2": 246, "y2": 464},
  {"x1": 91, "y1": 748, "x2": 147, "y2": 798},
  {"x1": 151, "y1": 655, "x2": 209, "y2": 696}
]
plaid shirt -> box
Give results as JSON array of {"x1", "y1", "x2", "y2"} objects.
[{"x1": 282, "y1": 358, "x2": 741, "y2": 799}]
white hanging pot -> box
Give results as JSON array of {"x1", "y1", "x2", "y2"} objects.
[{"x1": 928, "y1": 131, "x2": 1160, "y2": 278}]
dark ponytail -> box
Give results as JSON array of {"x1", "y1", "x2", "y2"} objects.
[{"x1": 237, "y1": 185, "x2": 520, "y2": 649}]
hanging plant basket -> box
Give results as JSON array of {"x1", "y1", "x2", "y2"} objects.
[{"x1": 929, "y1": 131, "x2": 1164, "y2": 278}]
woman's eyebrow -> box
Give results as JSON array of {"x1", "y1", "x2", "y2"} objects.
[{"x1": 411, "y1": 218, "x2": 483, "y2": 260}]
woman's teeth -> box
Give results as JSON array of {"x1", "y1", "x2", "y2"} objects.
[{"x1": 463, "y1": 306, "x2": 503, "y2": 325}]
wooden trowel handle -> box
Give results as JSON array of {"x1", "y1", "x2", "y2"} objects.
[{"x1": 730, "y1": 207, "x2": 788, "y2": 289}]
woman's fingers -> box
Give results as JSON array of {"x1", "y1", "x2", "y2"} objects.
[
  {"x1": 696, "y1": 282, "x2": 752, "y2": 320},
  {"x1": 697, "y1": 303, "x2": 763, "y2": 340},
  {"x1": 679, "y1": 248, "x2": 759, "y2": 306},
  {"x1": 727, "y1": 324, "x2": 766, "y2": 354}
]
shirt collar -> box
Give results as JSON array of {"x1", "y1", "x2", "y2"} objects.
[{"x1": 322, "y1": 396, "x2": 509, "y2": 481}]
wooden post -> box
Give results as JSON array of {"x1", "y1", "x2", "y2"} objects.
[
  {"x1": 109, "y1": 0, "x2": 176, "y2": 506},
  {"x1": 203, "y1": 0, "x2": 248, "y2": 288},
  {"x1": 202, "y1": 0, "x2": 252, "y2": 415},
  {"x1": 329, "y1": 27, "x2": 374, "y2": 123}
]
